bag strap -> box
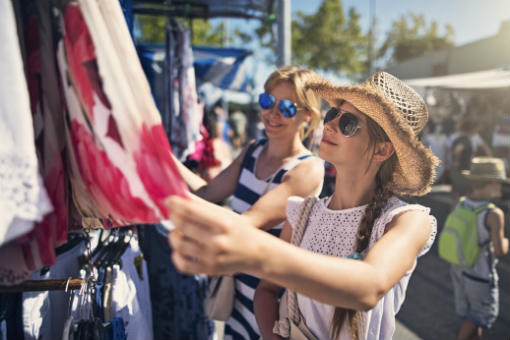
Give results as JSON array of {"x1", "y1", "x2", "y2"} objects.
[
  {"x1": 473, "y1": 202, "x2": 495, "y2": 214},
  {"x1": 286, "y1": 197, "x2": 319, "y2": 340},
  {"x1": 459, "y1": 197, "x2": 495, "y2": 214}
]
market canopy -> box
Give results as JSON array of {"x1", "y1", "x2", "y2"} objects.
[
  {"x1": 137, "y1": 43, "x2": 252, "y2": 92},
  {"x1": 404, "y1": 68, "x2": 510, "y2": 90},
  {"x1": 192, "y1": 46, "x2": 252, "y2": 91},
  {"x1": 132, "y1": 0, "x2": 274, "y2": 19}
]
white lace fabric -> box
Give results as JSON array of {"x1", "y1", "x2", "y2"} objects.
[
  {"x1": 0, "y1": 0, "x2": 52, "y2": 246},
  {"x1": 0, "y1": 155, "x2": 40, "y2": 223},
  {"x1": 286, "y1": 196, "x2": 436, "y2": 257}
]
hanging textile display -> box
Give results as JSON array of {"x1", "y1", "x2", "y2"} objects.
[
  {"x1": 0, "y1": 0, "x2": 53, "y2": 285},
  {"x1": 136, "y1": 24, "x2": 204, "y2": 161},
  {"x1": 17, "y1": 0, "x2": 72, "y2": 277},
  {"x1": 170, "y1": 27, "x2": 203, "y2": 160},
  {"x1": 55, "y1": 0, "x2": 188, "y2": 227},
  {"x1": 22, "y1": 229, "x2": 153, "y2": 340}
]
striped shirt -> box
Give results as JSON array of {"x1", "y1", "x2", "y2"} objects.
[{"x1": 224, "y1": 139, "x2": 315, "y2": 340}]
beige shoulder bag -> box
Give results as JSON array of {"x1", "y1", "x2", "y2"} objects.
[{"x1": 204, "y1": 274, "x2": 235, "y2": 321}]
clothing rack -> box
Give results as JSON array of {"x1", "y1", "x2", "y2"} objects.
[{"x1": 0, "y1": 278, "x2": 84, "y2": 293}]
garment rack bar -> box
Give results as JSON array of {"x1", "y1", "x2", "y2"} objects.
[{"x1": 0, "y1": 278, "x2": 84, "y2": 293}]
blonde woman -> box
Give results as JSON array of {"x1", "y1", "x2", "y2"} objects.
[{"x1": 172, "y1": 65, "x2": 325, "y2": 339}]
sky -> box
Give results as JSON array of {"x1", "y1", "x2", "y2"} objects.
[
  {"x1": 218, "y1": 0, "x2": 510, "y2": 102},
  {"x1": 297, "y1": 0, "x2": 509, "y2": 46}
]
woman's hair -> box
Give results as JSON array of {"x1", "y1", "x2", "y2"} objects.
[
  {"x1": 331, "y1": 114, "x2": 398, "y2": 339},
  {"x1": 264, "y1": 65, "x2": 321, "y2": 140}
]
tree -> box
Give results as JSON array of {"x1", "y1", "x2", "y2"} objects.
[
  {"x1": 135, "y1": 15, "x2": 230, "y2": 46},
  {"x1": 135, "y1": 15, "x2": 166, "y2": 43},
  {"x1": 378, "y1": 13, "x2": 455, "y2": 65},
  {"x1": 190, "y1": 19, "x2": 228, "y2": 46},
  {"x1": 252, "y1": 0, "x2": 368, "y2": 79},
  {"x1": 292, "y1": 0, "x2": 368, "y2": 79}
]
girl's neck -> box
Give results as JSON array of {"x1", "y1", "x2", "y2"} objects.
[
  {"x1": 468, "y1": 190, "x2": 493, "y2": 202},
  {"x1": 330, "y1": 169, "x2": 377, "y2": 210}
]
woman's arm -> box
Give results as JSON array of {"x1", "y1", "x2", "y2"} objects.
[
  {"x1": 254, "y1": 222, "x2": 292, "y2": 340},
  {"x1": 170, "y1": 144, "x2": 249, "y2": 203},
  {"x1": 254, "y1": 280, "x2": 284, "y2": 340},
  {"x1": 243, "y1": 157, "x2": 324, "y2": 230},
  {"x1": 168, "y1": 197, "x2": 431, "y2": 310}
]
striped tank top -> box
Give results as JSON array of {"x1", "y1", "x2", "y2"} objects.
[{"x1": 224, "y1": 139, "x2": 314, "y2": 340}]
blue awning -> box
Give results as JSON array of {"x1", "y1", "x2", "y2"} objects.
[
  {"x1": 193, "y1": 45, "x2": 252, "y2": 91},
  {"x1": 137, "y1": 43, "x2": 252, "y2": 92}
]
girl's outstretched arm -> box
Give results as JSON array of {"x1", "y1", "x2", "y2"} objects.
[{"x1": 168, "y1": 196, "x2": 432, "y2": 310}]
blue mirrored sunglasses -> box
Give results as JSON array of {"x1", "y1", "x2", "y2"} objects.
[
  {"x1": 324, "y1": 107, "x2": 361, "y2": 137},
  {"x1": 258, "y1": 93, "x2": 299, "y2": 118}
]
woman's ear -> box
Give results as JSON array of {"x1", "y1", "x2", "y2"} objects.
[
  {"x1": 373, "y1": 141, "x2": 394, "y2": 163},
  {"x1": 302, "y1": 111, "x2": 312, "y2": 123}
]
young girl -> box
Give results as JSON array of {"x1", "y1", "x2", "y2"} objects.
[
  {"x1": 167, "y1": 71, "x2": 439, "y2": 340},
  {"x1": 172, "y1": 65, "x2": 325, "y2": 339}
]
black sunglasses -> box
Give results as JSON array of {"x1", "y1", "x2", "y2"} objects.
[{"x1": 324, "y1": 107, "x2": 361, "y2": 137}]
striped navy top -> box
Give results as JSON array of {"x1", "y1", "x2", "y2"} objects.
[{"x1": 224, "y1": 139, "x2": 315, "y2": 340}]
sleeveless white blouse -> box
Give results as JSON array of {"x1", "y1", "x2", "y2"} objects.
[{"x1": 286, "y1": 196, "x2": 437, "y2": 340}]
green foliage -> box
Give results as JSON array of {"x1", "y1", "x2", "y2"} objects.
[
  {"x1": 135, "y1": 15, "x2": 231, "y2": 46},
  {"x1": 136, "y1": 14, "x2": 166, "y2": 43},
  {"x1": 291, "y1": 0, "x2": 369, "y2": 79},
  {"x1": 378, "y1": 12, "x2": 455, "y2": 64},
  {"x1": 190, "y1": 19, "x2": 227, "y2": 46}
]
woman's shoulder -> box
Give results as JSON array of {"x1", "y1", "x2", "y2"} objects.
[
  {"x1": 235, "y1": 138, "x2": 267, "y2": 163},
  {"x1": 284, "y1": 152, "x2": 324, "y2": 177}
]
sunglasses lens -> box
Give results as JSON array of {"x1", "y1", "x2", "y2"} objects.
[
  {"x1": 324, "y1": 107, "x2": 340, "y2": 123},
  {"x1": 339, "y1": 113, "x2": 359, "y2": 137},
  {"x1": 259, "y1": 93, "x2": 275, "y2": 110},
  {"x1": 279, "y1": 100, "x2": 297, "y2": 118}
]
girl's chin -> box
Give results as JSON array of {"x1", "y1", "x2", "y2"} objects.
[{"x1": 317, "y1": 147, "x2": 330, "y2": 160}]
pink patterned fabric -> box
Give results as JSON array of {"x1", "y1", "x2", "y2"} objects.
[
  {"x1": 57, "y1": 3, "x2": 187, "y2": 227},
  {"x1": 1, "y1": 0, "x2": 188, "y2": 285}
]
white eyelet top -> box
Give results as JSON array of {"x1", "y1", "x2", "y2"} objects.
[{"x1": 286, "y1": 195, "x2": 437, "y2": 340}]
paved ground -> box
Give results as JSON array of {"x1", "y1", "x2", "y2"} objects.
[{"x1": 398, "y1": 187, "x2": 509, "y2": 340}]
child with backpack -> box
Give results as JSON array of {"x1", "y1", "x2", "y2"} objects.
[{"x1": 439, "y1": 156, "x2": 509, "y2": 340}]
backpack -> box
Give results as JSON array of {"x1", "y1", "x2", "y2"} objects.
[{"x1": 438, "y1": 198, "x2": 494, "y2": 267}]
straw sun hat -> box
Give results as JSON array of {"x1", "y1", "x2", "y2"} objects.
[
  {"x1": 307, "y1": 71, "x2": 440, "y2": 196},
  {"x1": 462, "y1": 157, "x2": 510, "y2": 184}
]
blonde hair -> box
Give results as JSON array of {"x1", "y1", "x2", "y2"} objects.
[{"x1": 264, "y1": 65, "x2": 321, "y2": 140}]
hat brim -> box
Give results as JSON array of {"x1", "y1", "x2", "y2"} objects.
[
  {"x1": 461, "y1": 171, "x2": 510, "y2": 184},
  {"x1": 308, "y1": 82, "x2": 440, "y2": 196}
]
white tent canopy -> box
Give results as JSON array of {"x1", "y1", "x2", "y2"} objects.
[{"x1": 404, "y1": 68, "x2": 510, "y2": 90}]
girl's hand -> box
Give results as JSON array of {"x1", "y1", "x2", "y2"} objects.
[{"x1": 167, "y1": 195, "x2": 264, "y2": 275}]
